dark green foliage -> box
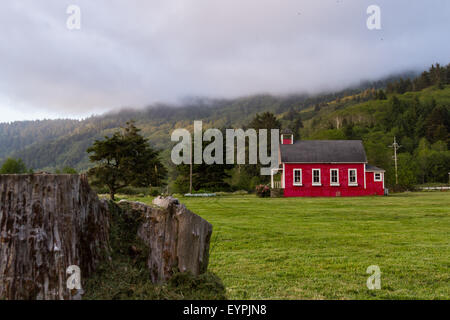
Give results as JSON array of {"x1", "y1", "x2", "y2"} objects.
[
  {"x1": 375, "y1": 89, "x2": 387, "y2": 100},
  {"x1": 387, "y1": 63, "x2": 450, "y2": 94},
  {"x1": 425, "y1": 105, "x2": 449, "y2": 143},
  {"x1": 239, "y1": 112, "x2": 281, "y2": 185},
  {"x1": 0, "y1": 157, "x2": 28, "y2": 174},
  {"x1": 173, "y1": 132, "x2": 233, "y2": 193},
  {"x1": 55, "y1": 166, "x2": 78, "y2": 174},
  {"x1": 174, "y1": 162, "x2": 232, "y2": 193},
  {"x1": 281, "y1": 108, "x2": 304, "y2": 139},
  {"x1": 83, "y1": 201, "x2": 226, "y2": 300},
  {"x1": 396, "y1": 153, "x2": 419, "y2": 190},
  {"x1": 87, "y1": 121, "x2": 167, "y2": 200}
]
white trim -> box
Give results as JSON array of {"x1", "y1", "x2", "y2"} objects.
[
  {"x1": 364, "y1": 164, "x2": 366, "y2": 189},
  {"x1": 293, "y1": 169, "x2": 302, "y2": 186},
  {"x1": 348, "y1": 168, "x2": 358, "y2": 186},
  {"x1": 382, "y1": 173, "x2": 385, "y2": 190},
  {"x1": 330, "y1": 168, "x2": 340, "y2": 186},
  {"x1": 282, "y1": 163, "x2": 285, "y2": 188},
  {"x1": 312, "y1": 168, "x2": 321, "y2": 186},
  {"x1": 271, "y1": 170, "x2": 273, "y2": 188},
  {"x1": 374, "y1": 172, "x2": 382, "y2": 182},
  {"x1": 270, "y1": 168, "x2": 277, "y2": 188}
]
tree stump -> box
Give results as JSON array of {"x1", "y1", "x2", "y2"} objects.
[
  {"x1": 118, "y1": 196, "x2": 213, "y2": 284},
  {"x1": 0, "y1": 174, "x2": 110, "y2": 300}
]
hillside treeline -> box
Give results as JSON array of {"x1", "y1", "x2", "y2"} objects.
[{"x1": 1, "y1": 64, "x2": 449, "y2": 191}]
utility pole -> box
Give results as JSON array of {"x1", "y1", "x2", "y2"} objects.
[
  {"x1": 390, "y1": 136, "x2": 401, "y2": 185},
  {"x1": 189, "y1": 140, "x2": 193, "y2": 194}
]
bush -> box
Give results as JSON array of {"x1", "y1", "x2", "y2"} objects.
[
  {"x1": 0, "y1": 158, "x2": 28, "y2": 174},
  {"x1": 255, "y1": 184, "x2": 270, "y2": 198},
  {"x1": 150, "y1": 189, "x2": 160, "y2": 197},
  {"x1": 172, "y1": 176, "x2": 190, "y2": 194}
]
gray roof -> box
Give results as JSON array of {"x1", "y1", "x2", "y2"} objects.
[
  {"x1": 280, "y1": 140, "x2": 367, "y2": 163},
  {"x1": 365, "y1": 164, "x2": 385, "y2": 172}
]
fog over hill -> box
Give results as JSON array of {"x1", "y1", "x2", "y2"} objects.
[
  {"x1": 1, "y1": 1, "x2": 449, "y2": 122},
  {"x1": 0, "y1": 68, "x2": 436, "y2": 172}
]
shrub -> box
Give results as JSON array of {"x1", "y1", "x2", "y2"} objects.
[
  {"x1": 150, "y1": 189, "x2": 160, "y2": 197},
  {"x1": 255, "y1": 184, "x2": 270, "y2": 198}
]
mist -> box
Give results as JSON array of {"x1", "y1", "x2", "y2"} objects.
[{"x1": 0, "y1": 0, "x2": 449, "y2": 122}]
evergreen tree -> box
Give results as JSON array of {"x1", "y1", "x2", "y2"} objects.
[
  {"x1": 173, "y1": 130, "x2": 232, "y2": 193},
  {"x1": 87, "y1": 121, "x2": 166, "y2": 200},
  {"x1": 243, "y1": 112, "x2": 281, "y2": 181}
]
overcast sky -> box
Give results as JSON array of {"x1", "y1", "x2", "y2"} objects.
[{"x1": 0, "y1": 0, "x2": 449, "y2": 123}]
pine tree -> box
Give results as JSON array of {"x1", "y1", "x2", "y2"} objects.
[{"x1": 87, "y1": 121, "x2": 167, "y2": 200}]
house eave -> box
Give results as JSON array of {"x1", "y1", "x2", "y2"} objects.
[{"x1": 281, "y1": 161, "x2": 368, "y2": 164}]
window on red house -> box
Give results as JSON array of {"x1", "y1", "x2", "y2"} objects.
[
  {"x1": 330, "y1": 169, "x2": 339, "y2": 185},
  {"x1": 349, "y1": 169, "x2": 357, "y2": 185},
  {"x1": 293, "y1": 169, "x2": 302, "y2": 185},
  {"x1": 312, "y1": 169, "x2": 321, "y2": 185}
]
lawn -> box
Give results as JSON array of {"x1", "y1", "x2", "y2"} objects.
[{"x1": 120, "y1": 192, "x2": 450, "y2": 300}]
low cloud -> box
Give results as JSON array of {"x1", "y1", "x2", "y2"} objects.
[{"x1": 0, "y1": 0, "x2": 449, "y2": 121}]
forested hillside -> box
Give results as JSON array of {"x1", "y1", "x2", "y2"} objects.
[
  {"x1": 1, "y1": 64, "x2": 449, "y2": 190},
  {"x1": 299, "y1": 85, "x2": 450, "y2": 187},
  {"x1": 0, "y1": 73, "x2": 403, "y2": 171}
]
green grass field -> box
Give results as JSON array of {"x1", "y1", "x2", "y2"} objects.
[{"x1": 120, "y1": 192, "x2": 449, "y2": 300}]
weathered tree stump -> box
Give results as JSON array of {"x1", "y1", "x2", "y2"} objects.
[
  {"x1": 118, "y1": 196, "x2": 213, "y2": 284},
  {"x1": 0, "y1": 174, "x2": 110, "y2": 300}
]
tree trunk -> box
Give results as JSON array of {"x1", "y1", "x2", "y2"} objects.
[
  {"x1": 118, "y1": 196, "x2": 212, "y2": 284},
  {"x1": 0, "y1": 174, "x2": 110, "y2": 300}
]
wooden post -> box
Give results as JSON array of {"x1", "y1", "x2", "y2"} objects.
[
  {"x1": 189, "y1": 140, "x2": 193, "y2": 194},
  {"x1": 390, "y1": 137, "x2": 401, "y2": 185}
]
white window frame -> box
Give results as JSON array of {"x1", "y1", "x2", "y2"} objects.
[
  {"x1": 330, "y1": 169, "x2": 339, "y2": 186},
  {"x1": 374, "y1": 172, "x2": 382, "y2": 182},
  {"x1": 312, "y1": 169, "x2": 321, "y2": 186},
  {"x1": 348, "y1": 169, "x2": 358, "y2": 186},
  {"x1": 293, "y1": 169, "x2": 302, "y2": 186}
]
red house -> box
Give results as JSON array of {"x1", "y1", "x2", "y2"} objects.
[{"x1": 272, "y1": 130, "x2": 385, "y2": 197}]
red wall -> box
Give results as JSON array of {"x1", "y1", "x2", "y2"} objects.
[
  {"x1": 283, "y1": 163, "x2": 384, "y2": 197},
  {"x1": 365, "y1": 171, "x2": 385, "y2": 196}
]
